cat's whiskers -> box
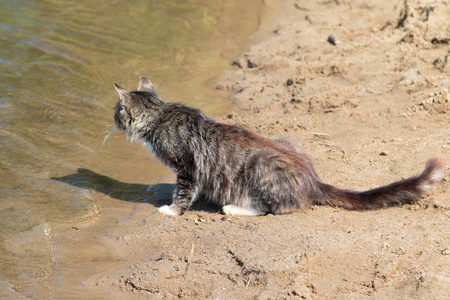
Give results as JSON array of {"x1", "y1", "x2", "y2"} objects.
[
  {"x1": 99, "y1": 125, "x2": 112, "y2": 137},
  {"x1": 101, "y1": 124, "x2": 117, "y2": 147}
]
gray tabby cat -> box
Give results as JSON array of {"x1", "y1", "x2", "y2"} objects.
[{"x1": 113, "y1": 77, "x2": 442, "y2": 216}]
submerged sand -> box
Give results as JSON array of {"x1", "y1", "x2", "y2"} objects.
[{"x1": 84, "y1": 0, "x2": 449, "y2": 298}]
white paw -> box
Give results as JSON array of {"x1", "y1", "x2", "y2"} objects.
[
  {"x1": 158, "y1": 205, "x2": 177, "y2": 216},
  {"x1": 222, "y1": 205, "x2": 264, "y2": 216},
  {"x1": 222, "y1": 205, "x2": 235, "y2": 215}
]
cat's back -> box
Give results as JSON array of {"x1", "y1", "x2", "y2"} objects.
[
  {"x1": 156, "y1": 102, "x2": 288, "y2": 153},
  {"x1": 158, "y1": 103, "x2": 207, "y2": 126}
]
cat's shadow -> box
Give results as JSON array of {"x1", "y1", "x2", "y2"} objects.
[{"x1": 51, "y1": 168, "x2": 220, "y2": 213}]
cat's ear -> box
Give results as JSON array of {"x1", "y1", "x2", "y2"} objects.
[
  {"x1": 138, "y1": 77, "x2": 155, "y2": 92},
  {"x1": 114, "y1": 84, "x2": 132, "y2": 106}
]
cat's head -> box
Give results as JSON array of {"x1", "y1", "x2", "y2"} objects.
[{"x1": 113, "y1": 77, "x2": 165, "y2": 141}]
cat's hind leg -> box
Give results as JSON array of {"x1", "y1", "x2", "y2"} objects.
[{"x1": 222, "y1": 205, "x2": 266, "y2": 216}]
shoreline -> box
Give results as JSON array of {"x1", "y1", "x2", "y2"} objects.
[{"x1": 84, "y1": 0, "x2": 449, "y2": 298}]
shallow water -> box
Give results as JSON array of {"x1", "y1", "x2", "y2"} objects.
[{"x1": 0, "y1": 0, "x2": 262, "y2": 297}]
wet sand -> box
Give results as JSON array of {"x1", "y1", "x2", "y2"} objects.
[{"x1": 83, "y1": 0, "x2": 449, "y2": 298}]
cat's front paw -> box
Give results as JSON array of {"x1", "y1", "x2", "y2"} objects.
[{"x1": 158, "y1": 205, "x2": 178, "y2": 216}]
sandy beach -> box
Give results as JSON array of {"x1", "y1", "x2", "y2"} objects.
[{"x1": 84, "y1": 0, "x2": 449, "y2": 298}]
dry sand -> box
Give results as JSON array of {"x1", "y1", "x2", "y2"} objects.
[{"x1": 84, "y1": 0, "x2": 449, "y2": 298}]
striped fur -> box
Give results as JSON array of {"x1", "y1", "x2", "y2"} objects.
[{"x1": 113, "y1": 77, "x2": 443, "y2": 216}]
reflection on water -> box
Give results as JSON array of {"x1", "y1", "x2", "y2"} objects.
[{"x1": 0, "y1": 0, "x2": 263, "y2": 297}]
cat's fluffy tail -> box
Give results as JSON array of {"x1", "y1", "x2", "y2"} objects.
[{"x1": 315, "y1": 158, "x2": 443, "y2": 210}]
